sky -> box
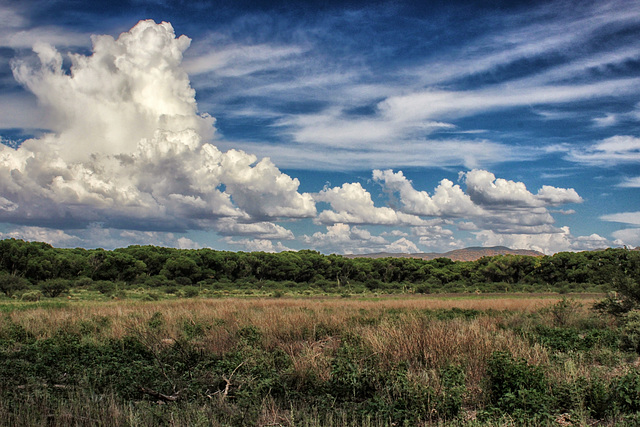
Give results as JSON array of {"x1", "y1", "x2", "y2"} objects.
[{"x1": 0, "y1": 0, "x2": 638, "y2": 255}]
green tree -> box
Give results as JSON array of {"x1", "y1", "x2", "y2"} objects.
[
  {"x1": 161, "y1": 256, "x2": 199, "y2": 281},
  {"x1": 0, "y1": 273, "x2": 29, "y2": 296},
  {"x1": 40, "y1": 278, "x2": 71, "y2": 298}
]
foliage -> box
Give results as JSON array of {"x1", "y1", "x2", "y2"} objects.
[
  {"x1": 0, "y1": 273, "x2": 29, "y2": 296},
  {"x1": 0, "y1": 239, "x2": 638, "y2": 297},
  {"x1": 39, "y1": 278, "x2": 71, "y2": 298},
  {"x1": 0, "y1": 296, "x2": 639, "y2": 425},
  {"x1": 620, "y1": 310, "x2": 640, "y2": 354},
  {"x1": 485, "y1": 351, "x2": 551, "y2": 419},
  {"x1": 20, "y1": 291, "x2": 43, "y2": 302}
]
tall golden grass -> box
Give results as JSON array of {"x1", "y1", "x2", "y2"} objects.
[{"x1": 1, "y1": 295, "x2": 598, "y2": 394}]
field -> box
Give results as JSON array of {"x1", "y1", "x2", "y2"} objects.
[{"x1": 1, "y1": 294, "x2": 639, "y2": 426}]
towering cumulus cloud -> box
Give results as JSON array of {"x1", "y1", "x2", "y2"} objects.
[{"x1": 1, "y1": 20, "x2": 315, "y2": 233}]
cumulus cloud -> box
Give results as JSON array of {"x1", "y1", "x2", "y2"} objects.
[
  {"x1": 0, "y1": 224, "x2": 201, "y2": 250},
  {"x1": 0, "y1": 20, "x2": 314, "y2": 238},
  {"x1": 370, "y1": 169, "x2": 581, "y2": 235},
  {"x1": 314, "y1": 182, "x2": 425, "y2": 226},
  {"x1": 463, "y1": 170, "x2": 582, "y2": 207},
  {"x1": 386, "y1": 237, "x2": 420, "y2": 254},
  {"x1": 223, "y1": 237, "x2": 292, "y2": 253},
  {"x1": 475, "y1": 228, "x2": 610, "y2": 254},
  {"x1": 412, "y1": 224, "x2": 464, "y2": 251},
  {"x1": 310, "y1": 168, "x2": 586, "y2": 253},
  {"x1": 213, "y1": 218, "x2": 294, "y2": 240},
  {"x1": 302, "y1": 223, "x2": 416, "y2": 254},
  {"x1": 373, "y1": 169, "x2": 480, "y2": 217},
  {"x1": 0, "y1": 226, "x2": 81, "y2": 247},
  {"x1": 612, "y1": 228, "x2": 640, "y2": 247}
]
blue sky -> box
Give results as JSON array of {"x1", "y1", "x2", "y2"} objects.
[{"x1": 0, "y1": 0, "x2": 638, "y2": 254}]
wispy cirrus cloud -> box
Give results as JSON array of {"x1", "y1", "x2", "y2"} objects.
[
  {"x1": 182, "y1": 0, "x2": 640, "y2": 171},
  {"x1": 618, "y1": 176, "x2": 640, "y2": 188},
  {"x1": 600, "y1": 211, "x2": 640, "y2": 226},
  {"x1": 565, "y1": 136, "x2": 640, "y2": 166}
]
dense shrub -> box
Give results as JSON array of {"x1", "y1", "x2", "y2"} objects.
[
  {"x1": 20, "y1": 291, "x2": 43, "y2": 301},
  {"x1": 94, "y1": 280, "x2": 115, "y2": 295},
  {"x1": 620, "y1": 310, "x2": 640, "y2": 354},
  {"x1": 0, "y1": 274, "x2": 29, "y2": 296},
  {"x1": 485, "y1": 351, "x2": 552, "y2": 419},
  {"x1": 39, "y1": 279, "x2": 71, "y2": 298}
]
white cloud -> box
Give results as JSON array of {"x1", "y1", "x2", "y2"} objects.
[
  {"x1": 231, "y1": 138, "x2": 525, "y2": 171},
  {"x1": 373, "y1": 169, "x2": 480, "y2": 217},
  {"x1": 0, "y1": 224, "x2": 201, "y2": 250},
  {"x1": 463, "y1": 170, "x2": 582, "y2": 208},
  {"x1": 612, "y1": 228, "x2": 640, "y2": 247},
  {"x1": 536, "y1": 185, "x2": 583, "y2": 206},
  {"x1": 475, "y1": 227, "x2": 610, "y2": 254},
  {"x1": 566, "y1": 136, "x2": 640, "y2": 166},
  {"x1": 411, "y1": 224, "x2": 464, "y2": 252},
  {"x1": 0, "y1": 20, "x2": 315, "y2": 236},
  {"x1": 303, "y1": 223, "x2": 400, "y2": 254},
  {"x1": 372, "y1": 169, "x2": 581, "y2": 235},
  {"x1": 0, "y1": 93, "x2": 45, "y2": 130},
  {"x1": 381, "y1": 230, "x2": 409, "y2": 237},
  {"x1": 0, "y1": 3, "x2": 88, "y2": 50},
  {"x1": 593, "y1": 113, "x2": 619, "y2": 128},
  {"x1": 314, "y1": 182, "x2": 425, "y2": 226},
  {"x1": 223, "y1": 237, "x2": 292, "y2": 252},
  {"x1": 457, "y1": 221, "x2": 479, "y2": 231},
  {"x1": 213, "y1": 218, "x2": 294, "y2": 240},
  {"x1": 377, "y1": 78, "x2": 640, "y2": 124},
  {"x1": 386, "y1": 237, "x2": 419, "y2": 254},
  {"x1": 277, "y1": 108, "x2": 455, "y2": 148},
  {"x1": 184, "y1": 43, "x2": 305, "y2": 77},
  {"x1": 618, "y1": 177, "x2": 640, "y2": 188},
  {"x1": 0, "y1": 226, "x2": 81, "y2": 247},
  {"x1": 600, "y1": 211, "x2": 640, "y2": 226}
]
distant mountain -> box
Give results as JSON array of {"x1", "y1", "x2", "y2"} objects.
[{"x1": 344, "y1": 246, "x2": 544, "y2": 262}]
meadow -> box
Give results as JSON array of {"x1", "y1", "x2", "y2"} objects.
[{"x1": 1, "y1": 294, "x2": 639, "y2": 426}]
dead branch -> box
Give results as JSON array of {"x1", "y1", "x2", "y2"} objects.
[{"x1": 140, "y1": 386, "x2": 180, "y2": 402}]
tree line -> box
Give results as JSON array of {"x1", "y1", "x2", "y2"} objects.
[{"x1": 0, "y1": 238, "x2": 638, "y2": 295}]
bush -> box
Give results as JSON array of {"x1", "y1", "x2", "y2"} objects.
[
  {"x1": 142, "y1": 292, "x2": 160, "y2": 301},
  {"x1": 94, "y1": 281, "x2": 115, "y2": 295},
  {"x1": 594, "y1": 277, "x2": 640, "y2": 316},
  {"x1": 611, "y1": 369, "x2": 640, "y2": 414},
  {"x1": 620, "y1": 310, "x2": 640, "y2": 354},
  {"x1": 21, "y1": 290, "x2": 43, "y2": 301},
  {"x1": 485, "y1": 351, "x2": 552, "y2": 418},
  {"x1": 181, "y1": 286, "x2": 200, "y2": 298},
  {"x1": 40, "y1": 278, "x2": 71, "y2": 298},
  {"x1": 74, "y1": 277, "x2": 93, "y2": 288},
  {"x1": 439, "y1": 364, "x2": 466, "y2": 418},
  {"x1": 0, "y1": 273, "x2": 29, "y2": 296},
  {"x1": 175, "y1": 276, "x2": 192, "y2": 286},
  {"x1": 546, "y1": 297, "x2": 581, "y2": 326}
]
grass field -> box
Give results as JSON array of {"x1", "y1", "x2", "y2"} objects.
[{"x1": 0, "y1": 294, "x2": 638, "y2": 426}]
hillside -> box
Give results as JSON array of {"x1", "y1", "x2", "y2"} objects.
[{"x1": 344, "y1": 246, "x2": 544, "y2": 262}]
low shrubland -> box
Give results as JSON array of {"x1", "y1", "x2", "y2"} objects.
[{"x1": 0, "y1": 295, "x2": 639, "y2": 426}]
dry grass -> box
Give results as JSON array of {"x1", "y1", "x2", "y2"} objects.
[
  {"x1": 1, "y1": 294, "x2": 631, "y2": 426},
  {"x1": 2, "y1": 294, "x2": 596, "y2": 337},
  {"x1": 1, "y1": 294, "x2": 594, "y2": 395}
]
